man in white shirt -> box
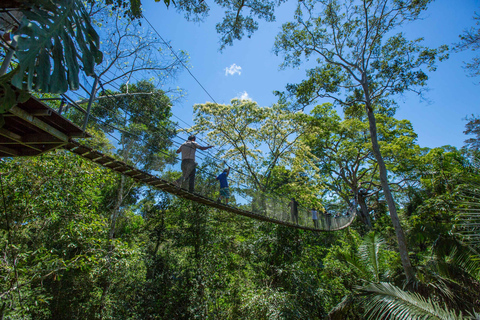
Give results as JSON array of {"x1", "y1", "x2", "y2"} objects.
[{"x1": 174, "y1": 135, "x2": 213, "y2": 192}]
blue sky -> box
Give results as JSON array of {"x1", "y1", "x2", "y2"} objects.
[{"x1": 143, "y1": 0, "x2": 480, "y2": 150}]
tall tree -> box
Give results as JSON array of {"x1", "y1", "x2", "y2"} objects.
[
  {"x1": 190, "y1": 99, "x2": 318, "y2": 203},
  {"x1": 464, "y1": 115, "x2": 480, "y2": 154},
  {"x1": 93, "y1": 80, "x2": 176, "y2": 234},
  {"x1": 87, "y1": 1, "x2": 188, "y2": 91},
  {"x1": 273, "y1": 0, "x2": 447, "y2": 282},
  {"x1": 304, "y1": 103, "x2": 421, "y2": 230},
  {"x1": 456, "y1": 11, "x2": 480, "y2": 78}
]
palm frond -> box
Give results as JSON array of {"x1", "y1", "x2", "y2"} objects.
[
  {"x1": 338, "y1": 249, "x2": 373, "y2": 282},
  {"x1": 359, "y1": 232, "x2": 385, "y2": 282},
  {"x1": 359, "y1": 282, "x2": 465, "y2": 320},
  {"x1": 328, "y1": 294, "x2": 359, "y2": 320},
  {"x1": 432, "y1": 236, "x2": 480, "y2": 281},
  {"x1": 337, "y1": 231, "x2": 388, "y2": 283},
  {"x1": 415, "y1": 264, "x2": 479, "y2": 313},
  {"x1": 452, "y1": 181, "x2": 480, "y2": 251}
]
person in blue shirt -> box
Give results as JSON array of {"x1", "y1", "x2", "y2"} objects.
[{"x1": 216, "y1": 167, "x2": 231, "y2": 204}]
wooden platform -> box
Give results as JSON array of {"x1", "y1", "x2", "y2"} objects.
[{"x1": 0, "y1": 94, "x2": 87, "y2": 157}]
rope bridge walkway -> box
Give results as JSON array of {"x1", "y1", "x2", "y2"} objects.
[{"x1": 63, "y1": 140, "x2": 357, "y2": 232}]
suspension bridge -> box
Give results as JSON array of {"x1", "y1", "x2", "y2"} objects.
[{"x1": 0, "y1": 93, "x2": 356, "y2": 232}]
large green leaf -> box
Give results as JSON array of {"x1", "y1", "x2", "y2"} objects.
[{"x1": 11, "y1": 0, "x2": 103, "y2": 94}]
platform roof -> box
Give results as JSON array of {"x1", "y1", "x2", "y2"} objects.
[{"x1": 0, "y1": 94, "x2": 89, "y2": 157}]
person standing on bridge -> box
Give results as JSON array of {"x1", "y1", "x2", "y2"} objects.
[
  {"x1": 311, "y1": 208, "x2": 319, "y2": 229},
  {"x1": 175, "y1": 135, "x2": 214, "y2": 193},
  {"x1": 216, "y1": 167, "x2": 231, "y2": 205},
  {"x1": 289, "y1": 198, "x2": 299, "y2": 224}
]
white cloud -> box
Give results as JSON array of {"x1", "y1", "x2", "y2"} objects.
[
  {"x1": 225, "y1": 63, "x2": 242, "y2": 76},
  {"x1": 237, "y1": 91, "x2": 252, "y2": 101}
]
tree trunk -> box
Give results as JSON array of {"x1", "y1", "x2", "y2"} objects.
[
  {"x1": 364, "y1": 98, "x2": 415, "y2": 282},
  {"x1": 357, "y1": 193, "x2": 373, "y2": 229}
]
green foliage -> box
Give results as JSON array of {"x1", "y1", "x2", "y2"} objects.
[
  {"x1": 213, "y1": 0, "x2": 287, "y2": 51},
  {"x1": 92, "y1": 80, "x2": 176, "y2": 171},
  {"x1": 455, "y1": 12, "x2": 480, "y2": 78},
  {"x1": 327, "y1": 231, "x2": 480, "y2": 319},
  {"x1": 0, "y1": 152, "x2": 116, "y2": 318},
  {"x1": 406, "y1": 146, "x2": 479, "y2": 250},
  {"x1": 326, "y1": 231, "x2": 405, "y2": 319},
  {"x1": 464, "y1": 115, "x2": 480, "y2": 153},
  {"x1": 1, "y1": 136, "x2": 477, "y2": 319},
  {"x1": 274, "y1": 0, "x2": 448, "y2": 110},
  {"x1": 452, "y1": 179, "x2": 480, "y2": 251},
  {"x1": 304, "y1": 103, "x2": 422, "y2": 230},
  {"x1": 273, "y1": 0, "x2": 449, "y2": 281},
  {"x1": 11, "y1": 0, "x2": 102, "y2": 93}
]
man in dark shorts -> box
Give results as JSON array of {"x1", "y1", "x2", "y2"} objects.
[
  {"x1": 175, "y1": 135, "x2": 213, "y2": 192},
  {"x1": 216, "y1": 167, "x2": 231, "y2": 204}
]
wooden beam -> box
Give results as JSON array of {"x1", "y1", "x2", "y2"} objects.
[
  {"x1": 0, "y1": 128, "x2": 43, "y2": 152},
  {"x1": 20, "y1": 144, "x2": 64, "y2": 156},
  {"x1": 30, "y1": 110, "x2": 52, "y2": 117},
  {"x1": 151, "y1": 182, "x2": 168, "y2": 187},
  {"x1": 83, "y1": 153, "x2": 102, "y2": 159},
  {"x1": 92, "y1": 155, "x2": 105, "y2": 162},
  {"x1": 0, "y1": 145, "x2": 19, "y2": 156},
  {"x1": 115, "y1": 167, "x2": 132, "y2": 173},
  {"x1": 0, "y1": 128, "x2": 21, "y2": 141},
  {"x1": 130, "y1": 173, "x2": 144, "y2": 177},
  {"x1": 9, "y1": 105, "x2": 69, "y2": 142},
  {"x1": 22, "y1": 133, "x2": 62, "y2": 144},
  {"x1": 0, "y1": 134, "x2": 62, "y2": 145}
]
